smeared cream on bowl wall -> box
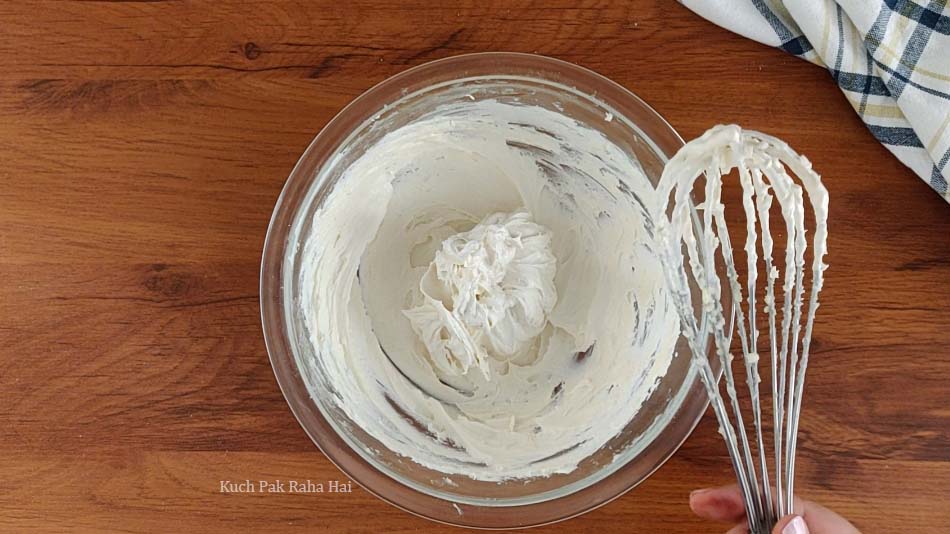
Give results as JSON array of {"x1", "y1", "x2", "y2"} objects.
[{"x1": 299, "y1": 99, "x2": 679, "y2": 481}]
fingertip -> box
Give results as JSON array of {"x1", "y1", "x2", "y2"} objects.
[
  {"x1": 688, "y1": 487, "x2": 711, "y2": 504},
  {"x1": 772, "y1": 514, "x2": 809, "y2": 534},
  {"x1": 688, "y1": 485, "x2": 747, "y2": 522}
]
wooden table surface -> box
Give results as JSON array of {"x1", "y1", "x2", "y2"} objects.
[{"x1": 2, "y1": 2, "x2": 948, "y2": 532}]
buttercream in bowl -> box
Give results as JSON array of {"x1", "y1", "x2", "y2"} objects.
[
  {"x1": 261, "y1": 53, "x2": 716, "y2": 528},
  {"x1": 300, "y1": 98, "x2": 678, "y2": 481}
]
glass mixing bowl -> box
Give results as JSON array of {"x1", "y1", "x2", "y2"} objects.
[{"x1": 261, "y1": 52, "x2": 715, "y2": 528}]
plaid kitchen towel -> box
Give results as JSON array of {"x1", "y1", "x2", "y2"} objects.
[{"x1": 682, "y1": 0, "x2": 950, "y2": 203}]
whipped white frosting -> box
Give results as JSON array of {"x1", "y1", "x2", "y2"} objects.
[
  {"x1": 403, "y1": 210, "x2": 558, "y2": 380},
  {"x1": 297, "y1": 98, "x2": 678, "y2": 481}
]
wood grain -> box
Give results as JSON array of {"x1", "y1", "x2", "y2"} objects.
[{"x1": 1, "y1": 1, "x2": 948, "y2": 532}]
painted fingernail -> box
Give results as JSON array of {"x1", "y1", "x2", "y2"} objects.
[{"x1": 783, "y1": 515, "x2": 809, "y2": 534}]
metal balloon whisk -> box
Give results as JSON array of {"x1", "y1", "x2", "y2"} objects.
[{"x1": 654, "y1": 125, "x2": 829, "y2": 534}]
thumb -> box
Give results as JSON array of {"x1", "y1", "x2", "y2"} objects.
[{"x1": 773, "y1": 515, "x2": 809, "y2": 534}]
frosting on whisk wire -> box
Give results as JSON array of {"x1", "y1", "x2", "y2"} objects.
[{"x1": 653, "y1": 124, "x2": 829, "y2": 534}]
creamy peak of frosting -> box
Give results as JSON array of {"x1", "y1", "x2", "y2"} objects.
[{"x1": 403, "y1": 210, "x2": 558, "y2": 380}]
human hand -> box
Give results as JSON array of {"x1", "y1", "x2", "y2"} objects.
[{"x1": 689, "y1": 484, "x2": 861, "y2": 534}]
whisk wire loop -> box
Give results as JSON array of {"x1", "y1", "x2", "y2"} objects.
[{"x1": 654, "y1": 125, "x2": 829, "y2": 534}]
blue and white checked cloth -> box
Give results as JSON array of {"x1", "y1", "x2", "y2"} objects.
[{"x1": 682, "y1": 0, "x2": 950, "y2": 203}]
